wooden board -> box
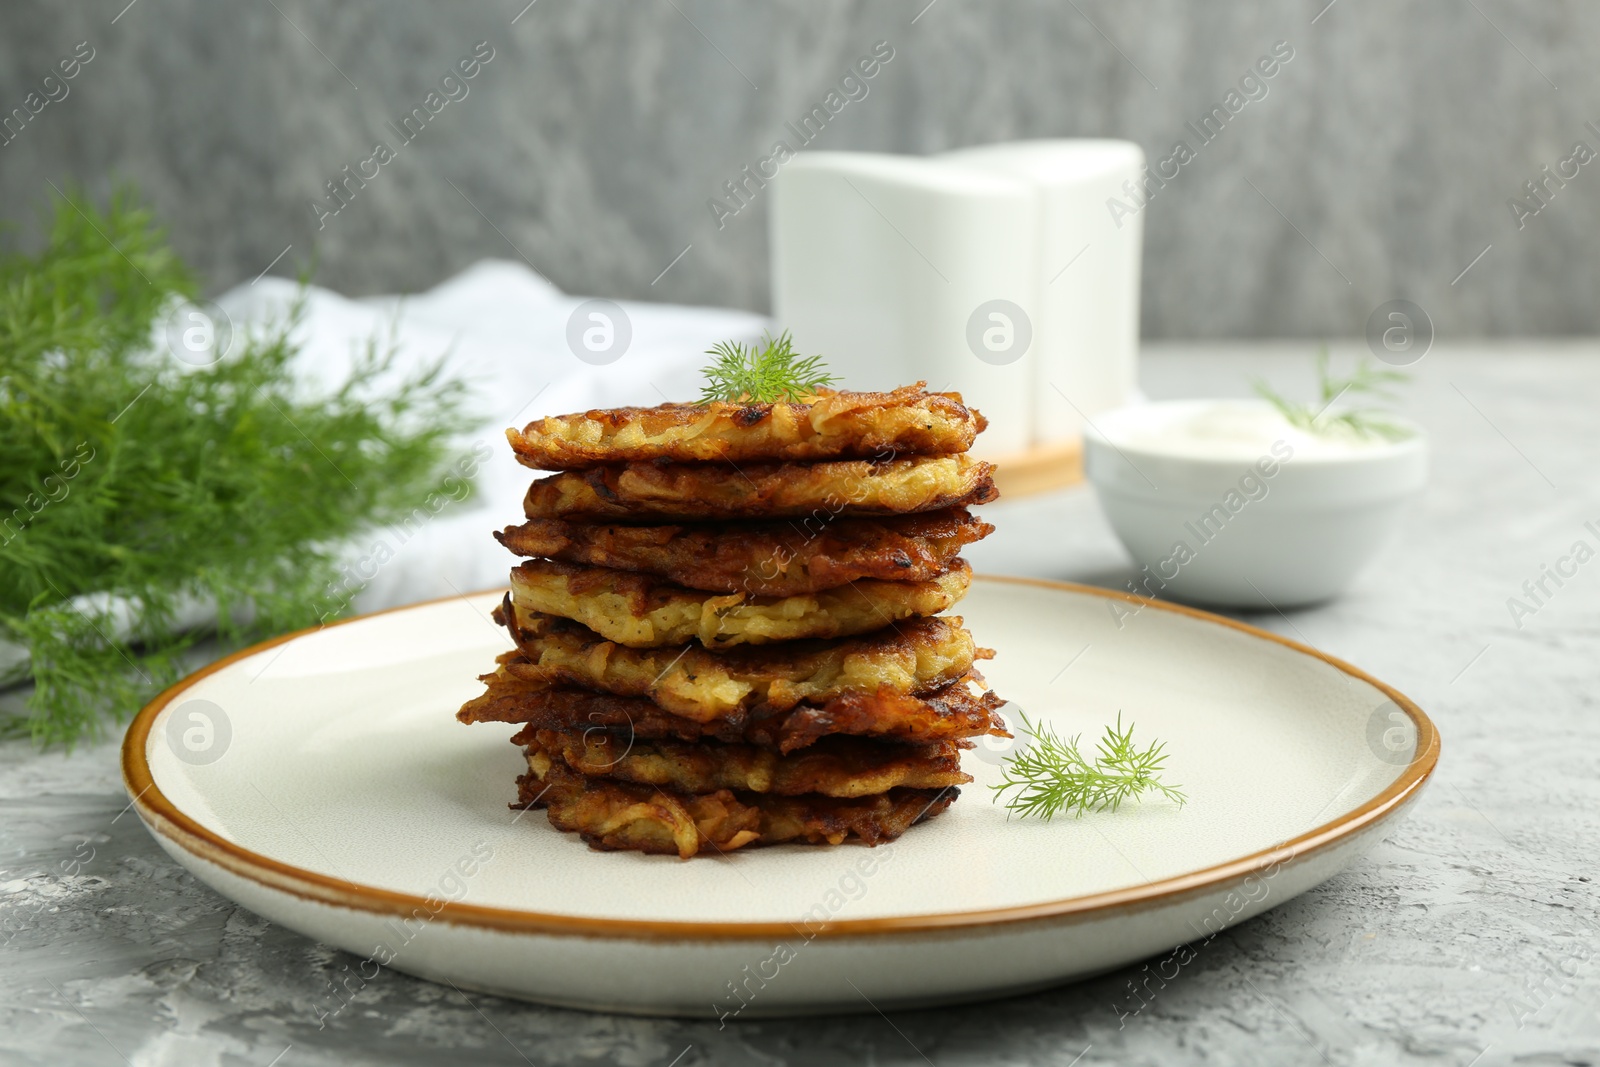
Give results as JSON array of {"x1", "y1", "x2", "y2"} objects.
[{"x1": 986, "y1": 437, "x2": 1084, "y2": 498}]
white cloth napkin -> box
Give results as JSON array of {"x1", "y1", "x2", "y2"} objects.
[{"x1": 0, "y1": 260, "x2": 768, "y2": 678}]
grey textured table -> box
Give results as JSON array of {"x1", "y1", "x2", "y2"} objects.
[{"x1": 4, "y1": 344, "x2": 1596, "y2": 1067}]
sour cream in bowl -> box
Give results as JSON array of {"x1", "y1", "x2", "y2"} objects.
[{"x1": 1083, "y1": 398, "x2": 1428, "y2": 609}]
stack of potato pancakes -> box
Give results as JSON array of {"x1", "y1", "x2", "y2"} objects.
[{"x1": 456, "y1": 382, "x2": 1010, "y2": 858}]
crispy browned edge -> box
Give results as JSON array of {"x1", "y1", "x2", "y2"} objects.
[
  {"x1": 521, "y1": 456, "x2": 999, "y2": 522},
  {"x1": 492, "y1": 600, "x2": 988, "y2": 714},
  {"x1": 460, "y1": 661, "x2": 1009, "y2": 753},
  {"x1": 494, "y1": 507, "x2": 994, "y2": 595},
  {"x1": 515, "y1": 759, "x2": 959, "y2": 858},
  {"x1": 517, "y1": 724, "x2": 970, "y2": 797},
  {"x1": 503, "y1": 557, "x2": 973, "y2": 650},
  {"x1": 505, "y1": 382, "x2": 987, "y2": 470},
  {"x1": 492, "y1": 598, "x2": 985, "y2": 703}
]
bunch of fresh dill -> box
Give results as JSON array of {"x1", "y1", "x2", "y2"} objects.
[
  {"x1": 697, "y1": 330, "x2": 838, "y2": 404},
  {"x1": 0, "y1": 187, "x2": 475, "y2": 745}
]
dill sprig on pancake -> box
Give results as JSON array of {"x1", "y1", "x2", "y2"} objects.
[
  {"x1": 697, "y1": 330, "x2": 838, "y2": 404},
  {"x1": 0, "y1": 186, "x2": 474, "y2": 745}
]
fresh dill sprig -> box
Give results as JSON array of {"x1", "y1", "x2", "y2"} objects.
[
  {"x1": 697, "y1": 330, "x2": 838, "y2": 404},
  {"x1": 1252, "y1": 348, "x2": 1411, "y2": 441},
  {"x1": 0, "y1": 185, "x2": 476, "y2": 746},
  {"x1": 992, "y1": 712, "x2": 1186, "y2": 821}
]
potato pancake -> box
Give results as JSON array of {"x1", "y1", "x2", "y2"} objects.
[
  {"x1": 508, "y1": 558, "x2": 971, "y2": 649},
  {"x1": 522, "y1": 454, "x2": 997, "y2": 522},
  {"x1": 496, "y1": 507, "x2": 993, "y2": 596},
  {"x1": 495, "y1": 603, "x2": 987, "y2": 721},
  {"x1": 520, "y1": 727, "x2": 969, "y2": 798},
  {"x1": 506, "y1": 383, "x2": 985, "y2": 470},
  {"x1": 458, "y1": 664, "x2": 1008, "y2": 753},
  {"x1": 516, "y1": 759, "x2": 957, "y2": 858}
]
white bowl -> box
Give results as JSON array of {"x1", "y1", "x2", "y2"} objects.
[{"x1": 1083, "y1": 399, "x2": 1428, "y2": 609}]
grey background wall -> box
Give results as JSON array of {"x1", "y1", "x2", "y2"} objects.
[{"x1": 0, "y1": 0, "x2": 1591, "y2": 338}]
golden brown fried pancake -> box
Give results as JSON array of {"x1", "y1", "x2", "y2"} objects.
[
  {"x1": 508, "y1": 558, "x2": 971, "y2": 649},
  {"x1": 522, "y1": 454, "x2": 997, "y2": 523},
  {"x1": 458, "y1": 662, "x2": 1009, "y2": 753},
  {"x1": 494, "y1": 603, "x2": 987, "y2": 722},
  {"x1": 505, "y1": 383, "x2": 985, "y2": 470},
  {"x1": 496, "y1": 507, "x2": 994, "y2": 596},
  {"x1": 516, "y1": 759, "x2": 957, "y2": 858},
  {"x1": 519, "y1": 726, "x2": 970, "y2": 798}
]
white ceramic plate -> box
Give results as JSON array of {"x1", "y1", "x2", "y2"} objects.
[{"x1": 124, "y1": 576, "x2": 1438, "y2": 1018}]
